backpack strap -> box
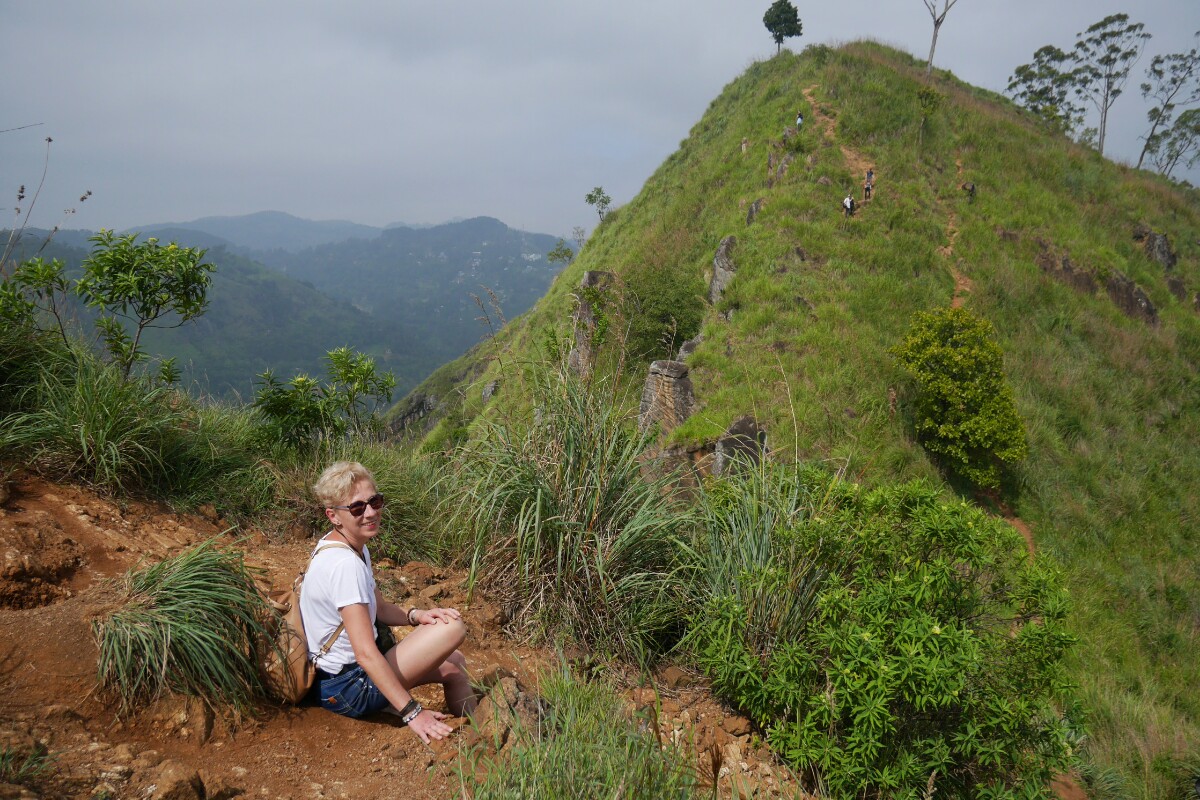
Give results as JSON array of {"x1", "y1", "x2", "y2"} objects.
[{"x1": 303, "y1": 541, "x2": 360, "y2": 661}]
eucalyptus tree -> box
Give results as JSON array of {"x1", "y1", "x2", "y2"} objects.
[
  {"x1": 921, "y1": 0, "x2": 960, "y2": 77},
  {"x1": 1137, "y1": 31, "x2": 1200, "y2": 169},
  {"x1": 1007, "y1": 45, "x2": 1086, "y2": 135},
  {"x1": 1070, "y1": 14, "x2": 1151, "y2": 156}
]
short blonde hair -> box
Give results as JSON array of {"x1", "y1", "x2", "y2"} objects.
[{"x1": 312, "y1": 461, "x2": 376, "y2": 508}]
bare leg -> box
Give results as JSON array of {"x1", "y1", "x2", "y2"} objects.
[{"x1": 384, "y1": 619, "x2": 477, "y2": 716}]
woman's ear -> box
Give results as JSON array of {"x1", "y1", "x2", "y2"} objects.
[{"x1": 324, "y1": 507, "x2": 340, "y2": 526}]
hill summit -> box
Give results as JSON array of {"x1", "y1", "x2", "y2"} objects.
[{"x1": 398, "y1": 41, "x2": 1200, "y2": 795}]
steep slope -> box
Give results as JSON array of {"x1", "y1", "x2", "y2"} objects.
[{"x1": 399, "y1": 43, "x2": 1200, "y2": 796}]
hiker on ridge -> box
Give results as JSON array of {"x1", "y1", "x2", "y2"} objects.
[
  {"x1": 795, "y1": 110, "x2": 804, "y2": 129},
  {"x1": 843, "y1": 194, "x2": 856, "y2": 217},
  {"x1": 962, "y1": 181, "x2": 976, "y2": 204}
]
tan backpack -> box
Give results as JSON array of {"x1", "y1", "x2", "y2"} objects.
[{"x1": 261, "y1": 543, "x2": 352, "y2": 703}]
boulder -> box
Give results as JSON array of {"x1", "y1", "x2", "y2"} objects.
[
  {"x1": 567, "y1": 271, "x2": 614, "y2": 376},
  {"x1": 713, "y1": 417, "x2": 767, "y2": 477},
  {"x1": 638, "y1": 361, "x2": 696, "y2": 436},
  {"x1": 709, "y1": 236, "x2": 738, "y2": 306}
]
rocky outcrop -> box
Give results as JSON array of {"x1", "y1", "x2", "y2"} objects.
[
  {"x1": 394, "y1": 392, "x2": 439, "y2": 432},
  {"x1": 638, "y1": 360, "x2": 696, "y2": 436},
  {"x1": 567, "y1": 271, "x2": 614, "y2": 376},
  {"x1": 676, "y1": 333, "x2": 704, "y2": 360},
  {"x1": 481, "y1": 380, "x2": 499, "y2": 402},
  {"x1": 1035, "y1": 251, "x2": 1098, "y2": 294},
  {"x1": 709, "y1": 236, "x2": 737, "y2": 306},
  {"x1": 1105, "y1": 272, "x2": 1159, "y2": 326},
  {"x1": 746, "y1": 198, "x2": 764, "y2": 225},
  {"x1": 713, "y1": 416, "x2": 767, "y2": 477},
  {"x1": 1133, "y1": 224, "x2": 1178, "y2": 271}
]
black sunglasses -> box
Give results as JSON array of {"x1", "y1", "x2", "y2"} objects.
[{"x1": 330, "y1": 493, "x2": 385, "y2": 517}]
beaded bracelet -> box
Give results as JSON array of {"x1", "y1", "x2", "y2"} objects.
[{"x1": 399, "y1": 699, "x2": 423, "y2": 726}]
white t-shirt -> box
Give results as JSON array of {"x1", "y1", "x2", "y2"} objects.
[{"x1": 299, "y1": 535, "x2": 377, "y2": 672}]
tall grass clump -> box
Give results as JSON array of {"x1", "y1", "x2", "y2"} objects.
[
  {"x1": 458, "y1": 352, "x2": 696, "y2": 665},
  {"x1": 92, "y1": 539, "x2": 275, "y2": 715},
  {"x1": 691, "y1": 467, "x2": 1078, "y2": 799},
  {"x1": 0, "y1": 352, "x2": 184, "y2": 492},
  {"x1": 462, "y1": 666, "x2": 701, "y2": 799}
]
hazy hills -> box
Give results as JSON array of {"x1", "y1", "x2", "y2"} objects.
[
  {"x1": 398, "y1": 42, "x2": 1200, "y2": 796},
  {"x1": 7, "y1": 214, "x2": 564, "y2": 398}
]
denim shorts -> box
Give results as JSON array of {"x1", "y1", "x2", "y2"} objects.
[{"x1": 315, "y1": 664, "x2": 391, "y2": 718}]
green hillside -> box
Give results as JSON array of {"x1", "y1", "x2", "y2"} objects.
[{"x1": 399, "y1": 43, "x2": 1200, "y2": 794}]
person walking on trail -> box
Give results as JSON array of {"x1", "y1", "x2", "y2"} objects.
[
  {"x1": 961, "y1": 181, "x2": 976, "y2": 204},
  {"x1": 866, "y1": 167, "x2": 874, "y2": 184},
  {"x1": 795, "y1": 110, "x2": 804, "y2": 129},
  {"x1": 863, "y1": 178, "x2": 873, "y2": 202},
  {"x1": 843, "y1": 194, "x2": 856, "y2": 218}
]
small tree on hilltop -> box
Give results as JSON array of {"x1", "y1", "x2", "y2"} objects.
[
  {"x1": 585, "y1": 186, "x2": 611, "y2": 220},
  {"x1": 762, "y1": 0, "x2": 802, "y2": 55},
  {"x1": 892, "y1": 306, "x2": 1028, "y2": 489}
]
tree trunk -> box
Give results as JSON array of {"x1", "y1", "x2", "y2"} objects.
[
  {"x1": 926, "y1": 21, "x2": 941, "y2": 76},
  {"x1": 1136, "y1": 119, "x2": 1162, "y2": 169}
]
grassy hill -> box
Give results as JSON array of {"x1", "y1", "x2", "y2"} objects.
[{"x1": 398, "y1": 42, "x2": 1200, "y2": 796}]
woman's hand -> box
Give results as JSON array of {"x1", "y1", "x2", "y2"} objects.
[
  {"x1": 412, "y1": 607, "x2": 461, "y2": 625},
  {"x1": 408, "y1": 708, "x2": 452, "y2": 743}
]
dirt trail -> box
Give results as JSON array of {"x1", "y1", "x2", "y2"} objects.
[
  {"x1": 0, "y1": 476, "x2": 807, "y2": 800},
  {"x1": 944, "y1": 158, "x2": 974, "y2": 308},
  {"x1": 802, "y1": 85, "x2": 874, "y2": 199}
]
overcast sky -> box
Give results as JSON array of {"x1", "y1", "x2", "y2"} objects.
[{"x1": 2, "y1": 1, "x2": 1197, "y2": 240}]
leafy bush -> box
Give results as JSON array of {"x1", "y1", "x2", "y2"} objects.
[
  {"x1": 620, "y1": 260, "x2": 705, "y2": 363},
  {"x1": 253, "y1": 346, "x2": 396, "y2": 449},
  {"x1": 92, "y1": 540, "x2": 275, "y2": 715},
  {"x1": 691, "y1": 468, "x2": 1077, "y2": 799},
  {"x1": 463, "y1": 666, "x2": 700, "y2": 799},
  {"x1": 891, "y1": 307, "x2": 1028, "y2": 489},
  {"x1": 458, "y1": 353, "x2": 696, "y2": 665}
]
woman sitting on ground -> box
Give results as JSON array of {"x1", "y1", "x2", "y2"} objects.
[{"x1": 302, "y1": 461, "x2": 476, "y2": 742}]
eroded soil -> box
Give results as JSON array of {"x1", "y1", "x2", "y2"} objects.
[{"x1": 0, "y1": 476, "x2": 805, "y2": 799}]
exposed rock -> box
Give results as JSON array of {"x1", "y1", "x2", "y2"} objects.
[
  {"x1": 721, "y1": 715, "x2": 753, "y2": 737},
  {"x1": 198, "y1": 768, "x2": 244, "y2": 800},
  {"x1": 647, "y1": 442, "x2": 716, "y2": 493},
  {"x1": 817, "y1": 175, "x2": 832, "y2": 186},
  {"x1": 0, "y1": 783, "x2": 39, "y2": 799},
  {"x1": 713, "y1": 417, "x2": 767, "y2": 477},
  {"x1": 1167, "y1": 275, "x2": 1189, "y2": 301},
  {"x1": 146, "y1": 759, "x2": 203, "y2": 800},
  {"x1": 676, "y1": 333, "x2": 704, "y2": 361},
  {"x1": 394, "y1": 392, "x2": 439, "y2": 432},
  {"x1": 660, "y1": 665, "x2": 693, "y2": 688},
  {"x1": 746, "y1": 198, "x2": 764, "y2": 225},
  {"x1": 481, "y1": 380, "x2": 499, "y2": 402},
  {"x1": 567, "y1": 271, "x2": 615, "y2": 377},
  {"x1": 1035, "y1": 250, "x2": 1097, "y2": 295},
  {"x1": 465, "y1": 676, "x2": 546, "y2": 755},
  {"x1": 1133, "y1": 224, "x2": 1178, "y2": 271},
  {"x1": 709, "y1": 236, "x2": 737, "y2": 306},
  {"x1": 638, "y1": 361, "x2": 696, "y2": 436},
  {"x1": 1105, "y1": 273, "x2": 1158, "y2": 325}
]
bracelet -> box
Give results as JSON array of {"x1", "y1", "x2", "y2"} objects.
[
  {"x1": 407, "y1": 607, "x2": 419, "y2": 626},
  {"x1": 399, "y1": 699, "x2": 423, "y2": 725}
]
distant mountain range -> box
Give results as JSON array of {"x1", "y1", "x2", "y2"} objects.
[
  {"x1": 133, "y1": 211, "x2": 453, "y2": 252},
  {"x1": 6, "y1": 213, "x2": 566, "y2": 398}
]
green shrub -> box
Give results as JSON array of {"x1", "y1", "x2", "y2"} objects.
[
  {"x1": 457, "y1": 353, "x2": 696, "y2": 665},
  {"x1": 620, "y1": 260, "x2": 704, "y2": 363},
  {"x1": 691, "y1": 469, "x2": 1077, "y2": 799},
  {"x1": 463, "y1": 666, "x2": 700, "y2": 799},
  {"x1": 891, "y1": 307, "x2": 1028, "y2": 489},
  {"x1": 0, "y1": 745, "x2": 56, "y2": 787},
  {"x1": 92, "y1": 540, "x2": 275, "y2": 715}
]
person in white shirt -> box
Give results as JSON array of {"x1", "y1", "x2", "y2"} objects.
[{"x1": 302, "y1": 461, "x2": 476, "y2": 743}]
